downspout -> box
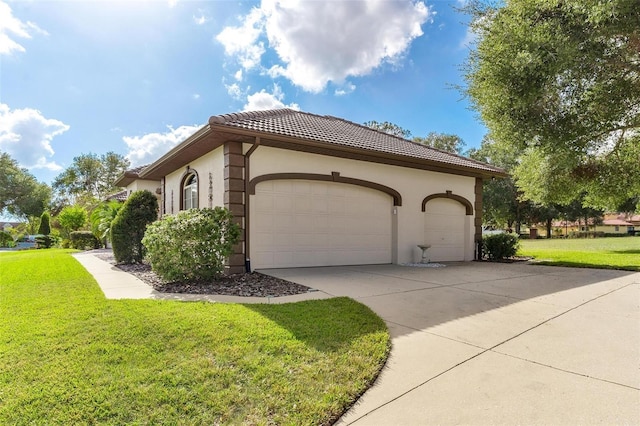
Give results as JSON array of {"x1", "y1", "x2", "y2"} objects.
[{"x1": 244, "y1": 137, "x2": 261, "y2": 272}]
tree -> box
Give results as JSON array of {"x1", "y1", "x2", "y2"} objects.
[
  {"x1": 364, "y1": 121, "x2": 412, "y2": 138},
  {"x1": 53, "y1": 152, "x2": 130, "y2": 202},
  {"x1": 111, "y1": 190, "x2": 158, "y2": 264},
  {"x1": 413, "y1": 132, "x2": 466, "y2": 154},
  {"x1": 57, "y1": 205, "x2": 88, "y2": 238},
  {"x1": 463, "y1": 0, "x2": 640, "y2": 209},
  {"x1": 0, "y1": 152, "x2": 52, "y2": 218}
]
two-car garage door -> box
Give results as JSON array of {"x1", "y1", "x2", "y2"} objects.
[{"x1": 251, "y1": 180, "x2": 392, "y2": 269}]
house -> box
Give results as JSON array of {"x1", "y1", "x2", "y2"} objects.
[
  {"x1": 115, "y1": 109, "x2": 506, "y2": 273},
  {"x1": 602, "y1": 213, "x2": 637, "y2": 235}
]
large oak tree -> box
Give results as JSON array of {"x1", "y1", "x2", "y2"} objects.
[
  {"x1": 464, "y1": 0, "x2": 640, "y2": 210},
  {"x1": 0, "y1": 152, "x2": 51, "y2": 219}
]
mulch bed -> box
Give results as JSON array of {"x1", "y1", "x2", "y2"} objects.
[{"x1": 93, "y1": 251, "x2": 313, "y2": 298}]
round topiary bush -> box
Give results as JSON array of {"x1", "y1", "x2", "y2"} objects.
[
  {"x1": 482, "y1": 233, "x2": 520, "y2": 260},
  {"x1": 142, "y1": 207, "x2": 241, "y2": 281},
  {"x1": 111, "y1": 190, "x2": 158, "y2": 264}
]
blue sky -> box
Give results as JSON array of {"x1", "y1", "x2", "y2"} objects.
[{"x1": 1, "y1": 0, "x2": 482, "y2": 186}]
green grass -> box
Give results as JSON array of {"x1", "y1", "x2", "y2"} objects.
[
  {"x1": 0, "y1": 250, "x2": 390, "y2": 425},
  {"x1": 518, "y1": 237, "x2": 640, "y2": 271}
]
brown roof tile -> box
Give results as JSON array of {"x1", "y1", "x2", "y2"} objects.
[{"x1": 209, "y1": 108, "x2": 504, "y2": 175}]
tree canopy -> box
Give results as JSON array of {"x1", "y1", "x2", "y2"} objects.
[
  {"x1": 53, "y1": 152, "x2": 130, "y2": 202},
  {"x1": 464, "y1": 0, "x2": 640, "y2": 210},
  {"x1": 0, "y1": 152, "x2": 51, "y2": 218},
  {"x1": 413, "y1": 132, "x2": 466, "y2": 154},
  {"x1": 363, "y1": 121, "x2": 412, "y2": 138}
]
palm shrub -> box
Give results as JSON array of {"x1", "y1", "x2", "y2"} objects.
[
  {"x1": 482, "y1": 233, "x2": 520, "y2": 260},
  {"x1": 111, "y1": 190, "x2": 158, "y2": 264},
  {"x1": 90, "y1": 201, "x2": 122, "y2": 245},
  {"x1": 142, "y1": 207, "x2": 241, "y2": 281}
]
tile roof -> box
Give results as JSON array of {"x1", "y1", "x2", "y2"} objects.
[
  {"x1": 105, "y1": 190, "x2": 128, "y2": 202},
  {"x1": 209, "y1": 109, "x2": 505, "y2": 175}
]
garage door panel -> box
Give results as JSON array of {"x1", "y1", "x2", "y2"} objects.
[
  {"x1": 252, "y1": 180, "x2": 392, "y2": 269},
  {"x1": 424, "y1": 199, "x2": 466, "y2": 262}
]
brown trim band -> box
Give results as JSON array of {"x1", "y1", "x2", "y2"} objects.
[
  {"x1": 248, "y1": 171, "x2": 402, "y2": 206},
  {"x1": 421, "y1": 191, "x2": 473, "y2": 215}
]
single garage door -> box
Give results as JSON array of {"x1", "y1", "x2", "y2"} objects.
[
  {"x1": 251, "y1": 180, "x2": 392, "y2": 269},
  {"x1": 424, "y1": 198, "x2": 466, "y2": 261}
]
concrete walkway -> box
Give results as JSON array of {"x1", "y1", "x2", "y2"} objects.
[
  {"x1": 72, "y1": 251, "x2": 332, "y2": 304},
  {"x1": 74, "y1": 252, "x2": 640, "y2": 424}
]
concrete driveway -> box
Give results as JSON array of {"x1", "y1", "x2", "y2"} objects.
[{"x1": 262, "y1": 262, "x2": 640, "y2": 425}]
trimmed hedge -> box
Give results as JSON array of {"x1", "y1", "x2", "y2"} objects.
[
  {"x1": 111, "y1": 190, "x2": 158, "y2": 264},
  {"x1": 142, "y1": 207, "x2": 241, "y2": 281},
  {"x1": 483, "y1": 233, "x2": 520, "y2": 260},
  {"x1": 69, "y1": 231, "x2": 100, "y2": 250}
]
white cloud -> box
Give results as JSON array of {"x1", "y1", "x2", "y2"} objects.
[
  {"x1": 0, "y1": 104, "x2": 67, "y2": 171},
  {"x1": 215, "y1": 7, "x2": 265, "y2": 70},
  {"x1": 225, "y1": 83, "x2": 243, "y2": 100},
  {"x1": 216, "y1": 0, "x2": 432, "y2": 93},
  {"x1": 168, "y1": 0, "x2": 179, "y2": 8},
  {"x1": 234, "y1": 69, "x2": 243, "y2": 81},
  {"x1": 0, "y1": 0, "x2": 48, "y2": 55},
  {"x1": 335, "y1": 83, "x2": 356, "y2": 96},
  {"x1": 123, "y1": 124, "x2": 202, "y2": 167},
  {"x1": 193, "y1": 13, "x2": 207, "y2": 25},
  {"x1": 243, "y1": 84, "x2": 299, "y2": 111},
  {"x1": 192, "y1": 93, "x2": 201, "y2": 100}
]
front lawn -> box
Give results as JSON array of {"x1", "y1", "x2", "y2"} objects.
[
  {"x1": 518, "y1": 237, "x2": 640, "y2": 271},
  {"x1": 0, "y1": 250, "x2": 389, "y2": 425}
]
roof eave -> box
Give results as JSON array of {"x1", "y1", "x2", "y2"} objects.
[
  {"x1": 208, "y1": 124, "x2": 508, "y2": 179},
  {"x1": 138, "y1": 125, "x2": 212, "y2": 180}
]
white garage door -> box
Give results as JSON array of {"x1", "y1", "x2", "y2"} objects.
[
  {"x1": 251, "y1": 180, "x2": 392, "y2": 269},
  {"x1": 424, "y1": 198, "x2": 466, "y2": 261}
]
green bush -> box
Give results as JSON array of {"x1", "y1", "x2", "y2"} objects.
[
  {"x1": 142, "y1": 207, "x2": 241, "y2": 281},
  {"x1": 0, "y1": 231, "x2": 14, "y2": 248},
  {"x1": 483, "y1": 233, "x2": 520, "y2": 260},
  {"x1": 69, "y1": 231, "x2": 100, "y2": 250},
  {"x1": 57, "y1": 206, "x2": 88, "y2": 238},
  {"x1": 35, "y1": 234, "x2": 56, "y2": 249},
  {"x1": 38, "y1": 212, "x2": 51, "y2": 235},
  {"x1": 111, "y1": 190, "x2": 158, "y2": 264}
]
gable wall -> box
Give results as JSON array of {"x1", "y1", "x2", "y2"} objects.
[
  {"x1": 162, "y1": 147, "x2": 225, "y2": 215},
  {"x1": 246, "y1": 145, "x2": 477, "y2": 264}
]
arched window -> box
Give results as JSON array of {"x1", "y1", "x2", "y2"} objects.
[{"x1": 182, "y1": 173, "x2": 198, "y2": 210}]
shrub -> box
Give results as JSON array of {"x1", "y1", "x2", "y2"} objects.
[
  {"x1": 69, "y1": 231, "x2": 100, "y2": 250},
  {"x1": 483, "y1": 233, "x2": 520, "y2": 260},
  {"x1": 38, "y1": 211, "x2": 51, "y2": 235},
  {"x1": 142, "y1": 207, "x2": 241, "y2": 281},
  {"x1": 111, "y1": 190, "x2": 158, "y2": 264},
  {"x1": 0, "y1": 231, "x2": 14, "y2": 248},
  {"x1": 58, "y1": 206, "x2": 88, "y2": 238}
]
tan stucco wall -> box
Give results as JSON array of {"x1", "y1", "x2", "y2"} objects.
[
  {"x1": 126, "y1": 179, "x2": 160, "y2": 195},
  {"x1": 162, "y1": 147, "x2": 225, "y2": 215},
  {"x1": 246, "y1": 145, "x2": 477, "y2": 264}
]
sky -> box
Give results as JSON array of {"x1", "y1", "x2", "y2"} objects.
[{"x1": 1, "y1": 0, "x2": 483, "y2": 187}]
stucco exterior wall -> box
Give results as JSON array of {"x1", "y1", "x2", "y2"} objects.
[
  {"x1": 246, "y1": 145, "x2": 477, "y2": 264},
  {"x1": 126, "y1": 179, "x2": 160, "y2": 195},
  {"x1": 162, "y1": 147, "x2": 225, "y2": 215}
]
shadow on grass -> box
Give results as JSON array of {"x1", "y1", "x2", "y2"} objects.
[
  {"x1": 247, "y1": 297, "x2": 389, "y2": 353},
  {"x1": 612, "y1": 249, "x2": 640, "y2": 255},
  {"x1": 534, "y1": 260, "x2": 640, "y2": 272}
]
